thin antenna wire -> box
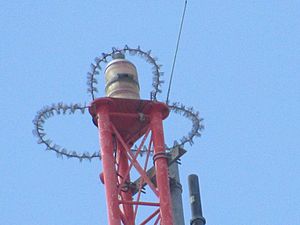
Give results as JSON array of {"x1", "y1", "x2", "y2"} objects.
[{"x1": 166, "y1": 0, "x2": 188, "y2": 104}]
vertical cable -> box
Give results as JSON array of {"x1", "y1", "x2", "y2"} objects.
[{"x1": 166, "y1": 0, "x2": 188, "y2": 104}]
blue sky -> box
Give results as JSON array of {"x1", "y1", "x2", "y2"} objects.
[{"x1": 1, "y1": 1, "x2": 300, "y2": 224}]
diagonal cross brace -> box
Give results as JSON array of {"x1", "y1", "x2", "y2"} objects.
[
  {"x1": 131, "y1": 146, "x2": 186, "y2": 195},
  {"x1": 111, "y1": 123, "x2": 159, "y2": 196}
]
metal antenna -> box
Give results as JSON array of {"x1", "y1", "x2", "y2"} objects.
[
  {"x1": 188, "y1": 174, "x2": 206, "y2": 225},
  {"x1": 166, "y1": 0, "x2": 188, "y2": 104}
]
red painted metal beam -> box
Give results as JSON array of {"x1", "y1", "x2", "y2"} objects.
[
  {"x1": 117, "y1": 144, "x2": 134, "y2": 225},
  {"x1": 151, "y1": 104, "x2": 174, "y2": 225},
  {"x1": 140, "y1": 209, "x2": 160, "y2": 225},
  {"x1": 134, "y1": 135, "x2": 153, "y2": 220},
  {"x1": 96, "y1": 105, "x2": 121, "y2": 225},
  {"x1": 111, "y1": 124, "x2": 159, "y2": 196},
  {"x1": 116, "y1": 128, "x2": 151, "y2": 195}
]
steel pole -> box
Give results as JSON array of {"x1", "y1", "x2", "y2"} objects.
[
  {"x1": 188, "y1": 174, "x2": 206, "y2": 225},
  {"x1": 151, "y1": 108, "x2": 174, "y2": 225},
  {"x1": 97, "y1": 106, "x2": 121, "y2": 225},
  {"x1": 169, "y1": 162, "x2": 185, "y2": 225}
]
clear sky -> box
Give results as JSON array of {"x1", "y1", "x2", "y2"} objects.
[{"x1": 1, "y1": 1, "x2": 300, "y2": 225}]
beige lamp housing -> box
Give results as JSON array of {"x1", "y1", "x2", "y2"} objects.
[{"x1": 104, "y1": 53, "x2": 140, "y2": 99}]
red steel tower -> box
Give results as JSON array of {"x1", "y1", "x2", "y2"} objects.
[
  {"x1": 33, "y1": 46, "x2": 204, "y2": 225},
  {"x1": 89, "y1": 53, "x2": 174, "y2": 224}
]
